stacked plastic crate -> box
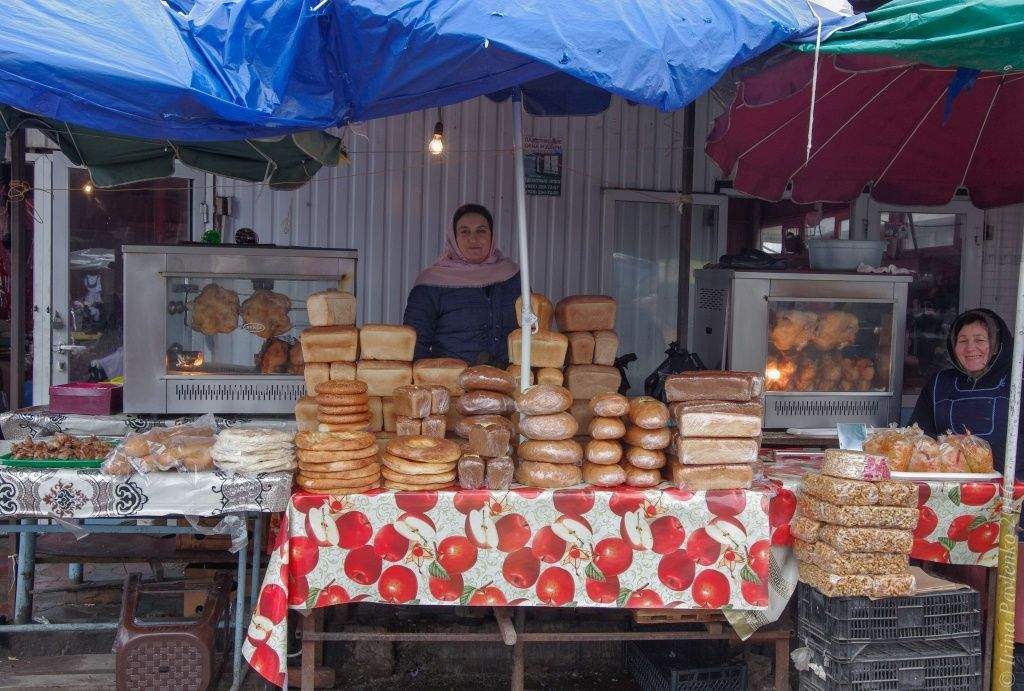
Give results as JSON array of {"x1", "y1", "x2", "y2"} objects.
[{"x1": 796, "y1": 582, "x2": 983, "y2": 690}]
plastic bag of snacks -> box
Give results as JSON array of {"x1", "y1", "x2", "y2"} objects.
[
  {"x1": 863, "y1": 424, "x2": 926, "y2": 472},
  {"x1": 939, "y1": 431, "x2": 995, "y2": 474},
  {"x1": 102, "y1": 414, "x2": 216, "y2": 475}
]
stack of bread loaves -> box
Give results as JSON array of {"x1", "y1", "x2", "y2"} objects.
[
  {"x1": 382, "y1": 435, "x2": 461, "y2": 490},
  {"x1": 390, "y1": 385, "x2": 449, "y2": 438},
  {"x1": 296, "y1": 290, "x2": 359, "y2": 431},
  {"x1": 357, "y1": 323, "x2": 417, "y2": 431},
  {"x1": 581, "y1": 392, "x2": 629, "y2": 487},
  {"x1": 293, "y1": 431, "x2": 381, "y2": 495},
  {"x1": 664, "y1": 371, "x2": 764, "y2": 490},
  {"x1": 792, "y1": 449, "x2": 918, "y2": 597},
  {"x1": 507, "y1": 293, "x2": 565, "y2": 387},
  {"x1": 411, "y1": 357, "x2": 469, "y2": 432},
  {"x1": 458, "y1": 418, "x2": 515, "y2": 491},
  {"x1": 452, "y1": 366, "x2": 517, "y2": 447},
  {"x1": 514, "y1": 385, "x2": 583, "y2": 488},
  {"x1": 559, "y1": 295, "x2": 621, "y2": 401},
  {"x1": 620, "y1": 397, "x2": 672, "y2": 488},
  {"x1": 313, "y1": 380, "x2": 372, "y2": 432}
]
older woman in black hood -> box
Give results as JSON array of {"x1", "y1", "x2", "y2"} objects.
[{"x1": 910, "y1": 308, "x2": 1023, "y2": 479}]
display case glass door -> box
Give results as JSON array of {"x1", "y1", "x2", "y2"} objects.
[{"x1": 32, "y1": 153, "x2": 204, "y2": 404}]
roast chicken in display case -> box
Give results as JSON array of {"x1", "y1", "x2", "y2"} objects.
[
  {"x1": 692, "y1": 269, "x2": 912, "y2": 429},
  {"x1": 123, "y1": 244, "x2": 357, "y2": 414}
]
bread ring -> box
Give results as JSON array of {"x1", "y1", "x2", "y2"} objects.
[
  {"x1": 319, "y1": 421, "x2": 372, "y2": 433},
  {"x1": 385, "y1": 435, "x2": 461, "y2": 464},
  {"x1": 383, "y1": 479, "x2": 455, "y2": 491},
  {"x1": 623, "y1": 425, "x2": 672, "y2": 450},
  {"x1": 318, "y1": 403, "x2": 370, "y2": 415},
  {"x1": 382, "y1": 452, "x2": 456, "y2": 475},
  {"x1": 585, "y1": 440, "x2": 624, "y2": 465},
  {"x1": 625, "y1": 446, "x2": 666, "y2": 469},
  {"x1": 381, "y1": 466, "x2": 456, "y2": 485},
  {"x1": 316, "y1": 392, "x2": 370, "y2": 407},
  {"x1": 315, "y1": 379, "x2": 369, "y2": 395},
  {"x1": 588, "y1": 416, "x2": 626, "y2": 440},
  {"x1": 298, "y1": 458, "x2": 377, "y2": 475},
  {"x1": 298, "y1": 463, "x2": 380, "y2": 481},
  {"x1": 297, "y1": 445, "x2": 378, "y2": 463},
  {"x1": 296, "y1": 473, "x2": 381, "y2": 490},
  {"x1": 295, "y1": 431, "x2": 376, "y2": 451},
  {"x1": 317, "y1": 411, "x2": 373, "y2": 425},
  {"x1": 300, "y1": 480, "x2": 380, "y2": 496}
]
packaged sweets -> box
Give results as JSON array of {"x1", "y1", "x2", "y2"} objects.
[
  {"x1": 803, "y1": 472, "x2": 878, "y2": 506},
  {"x1": 798, "y1": 560, "x2": 914, "y2": 598},
  {"x1": 821, "y1": 448, "x2": 891, "y2": 481},
  {"x1": 863, "y1": 424, "x2": 925, "y2": 472},
  {"x1": 791, "y1": 515, "x2": 823, "y2": 543},
  {"x1": 812, "y1": 540, "x2": 910, "y2": 576},
  {"x1": 939, "y1": 432, "x2": 995, "y2": 474},
  {"x1": 875, "y1": 480, "x2": 918, "y2": 508},
  {"x1": 800, "y1": 495, "x2": 918, "y2": 530},
  {"x1": 816, "y1": 523, "x2": 914, "y2": 554}
]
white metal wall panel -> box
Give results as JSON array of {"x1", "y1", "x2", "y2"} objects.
[
  {"x1": 981, "y1": 204, "x2": 1024, "y2": 331},
  {"x1": 217, "y1": 95, "x2": 687, "y2": 325}
]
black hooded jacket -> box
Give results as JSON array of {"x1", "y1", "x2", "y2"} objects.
[{"x1": 909, "y1": 308, "x2": 1023, "y2": 479}]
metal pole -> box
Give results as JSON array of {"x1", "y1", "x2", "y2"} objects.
[
  {"x1": 511, "y1": 88, "x2": 532, "y2": 391},
  {"x1": 230, "y1": 513, "x2": 249, "y2": 691},
  {"x1": 14, "y1": 518, "x2": 35, "y2": 624},
  {"x1": 249, "y1": 513, "x2": 262, "y2": 617},
  {"x1": 8, "y1": 128, "x2": 26, "y2": 410}
]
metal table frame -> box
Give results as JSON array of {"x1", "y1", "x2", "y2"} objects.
[{"x1": 1, "y1": 513, "x2": 264, "y2": 691}]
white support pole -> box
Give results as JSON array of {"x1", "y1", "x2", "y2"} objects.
[{"x1": 512, "y1": 88, "x2": 533, "y2": 392}]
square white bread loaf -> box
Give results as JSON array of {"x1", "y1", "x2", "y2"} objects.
[
  {"x1": 356, "y1": 360, "x2": 413, "y2": 397},
  {"x1": 306, "y1": 290, "x2": 356, "y2": 327},
  {"x1": 359, "y1": 323, "x2": 417, "y2": 361},
  {"x1": 300, "y1": 326, "x2": 358, "y2": 362},
  {"x1": 413, "y1": 357, "x2": 468, "y2": 395},
  {"x1": 555, "y1": 295, "x2": 616, "y2": 332},
  {"x1": 508, "y1": 329, "x2": 568, "y2": 369},
  {"x1": 592, "y1": 330, "x2": 619, "y2": 366}
]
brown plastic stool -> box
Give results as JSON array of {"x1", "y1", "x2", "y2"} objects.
[{"x1": 115, "y1": 572, "x2": 231, "y2": 691}]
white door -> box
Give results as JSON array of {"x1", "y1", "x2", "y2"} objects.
[
  {"x1": 32, "y1": 153, "x2": 206, "y2": 404},
  {"x1": 600, "y1": 190, "x2": 727, "y2": 394}
]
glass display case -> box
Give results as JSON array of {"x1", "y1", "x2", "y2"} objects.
[
  {"x1": 123, "y1": 245, "x2": 357, "y2": 414},
  {"x1": 692, "y1": 269, "x2": 911, "y2": 428}
]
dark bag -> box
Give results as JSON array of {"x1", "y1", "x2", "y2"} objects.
[
  {"x1": 614, "y1": 353, "x2": 638, "y2": 395},
  {"x1": 644, "y1": 342, "x2": 706, "y2": 402}
]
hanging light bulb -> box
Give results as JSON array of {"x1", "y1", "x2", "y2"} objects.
[
  {"x1": 82, "y1": 181, "x2": 94, "y2": 194},
  {"x1": 428, "y1": 120, "x2": 444, "y2": 155}
]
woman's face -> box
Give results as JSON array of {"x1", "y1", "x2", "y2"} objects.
[
  {"x1": 454, "y1": 212, "x2": 492, "y2": 264},
  {"x1": 954, "y1": 321, "x2": 991, "y2": 373}
]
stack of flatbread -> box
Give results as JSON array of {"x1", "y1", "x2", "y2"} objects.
[
  {"x1": 294, "y1": 431, "x2": 381, "y2": 495},
  {"x1": 211, "y1": 428, "x2": 295, "y2": 473},
  {"x1": 382, "y1": 435, "x2": 461, "y2": 490},
  {"x1": 316, "y1": 380, "x2": 372, "y2": 432}
]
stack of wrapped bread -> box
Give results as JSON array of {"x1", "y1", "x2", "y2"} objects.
[
  {"x1": 665, "y1": 370, "x2": 764, "y2": 490},
  {"x1": 412, "y1": 357, "x2": 468, "y2": 433},
  {"x1": 583, "y1": 394, "x2": 671, "y2": 488},
  {"x1": 559, "y1": 296, "x2": 622, "y2": 427},
  {"x1": 382, "y1": 435, "x2": 461, "y2": 490},
  {"x1": 294, "y1": 431, "x2": 380, "y2": 494},
  {"x1": 297, "y1": 290, "x2": 359, "y2": 431},
  {"x1": 507, "y1": 293, "x2": 564, "y2": 388},
  {"x1": 515, "y1": 385, "x2": 582, "y2": 488},
  {"x1": 458, "y1": 418, "x2": 515, "y2": 490},
  {"x1": 312, "y1": 380, "x2": 372, "y2": 432},
  {"x1": 583, "y1": 392, "x2": 629, "y2": 484},
  {"x1": 391, "y1": 384, "x2": 449, "y2": 438},
  {"x1": 792, "y1": 448, "x2": 918, "y2": 597},
  {"x1": 619, "y1": 397, "x2": 671, "y2": 488},
  {"x1": 451, "y1": 366, "x2": 517, "y2": 453}
]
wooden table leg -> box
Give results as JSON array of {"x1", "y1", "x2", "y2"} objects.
[
  {"x1": 301, "y1": 611, "x2": 317, "y2": 691},
  {"x1": 510, "y1": 608, "x2": 525, "y2": 691},
  {"x1": 775, "y1": 630, "x2": 790, "y2": 690}
]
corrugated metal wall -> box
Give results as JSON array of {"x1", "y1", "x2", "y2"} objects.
[
  {"x1": 216, "y1": 95, "x2": 688, "y2": 325},
  {"x1": 981, "y1": 204, "x2": 1024, "y2": 330}
]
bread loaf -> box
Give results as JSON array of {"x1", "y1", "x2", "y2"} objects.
[
  {"x1": 515, "y1": 293, "x2": 555, "y2": 331},
  {"x1": 669, "y1": 460, "x2": 754, "y2": 490},
  {"x1": 585, "y1": 440, "x2": 623, "y2": 465},
  {"x1": 537, "y1": 368, "x2": 564, "y2": 386},
  {"x1": 592, "y1": 330, "x2": 619, "y2": 366},
  {"x1": 469, "y1": 422, "x2": 512, "y2": 457},
  {"x1": 393, "y1": 385, "x2": 432, "y2": 419},
  {"x1": 517, "y1": 439, "x2": 584, "y2": 465},
  {"x1": 583, "y1": 461, "x2": 625, "y2": 487},
  {"x1": 566, "y1": 332, "x2": 595, "y2": 365},
  {"x1": 300, "y1": 326, "x2": 359, "y2": 363},
  {"x1": 624, "y1": 463, "x2": 661, "y2": 488},
  {"x1": 485, "y1": 455, "x2": 515, "y2": 490},
  {"x1": 356, "y1": 360, "x2": 414, "y2": 397},
  {"x1": 664, "y1": 370, "x2": 764, "y2": 403},
  {"x1": 569, "y1": 399, "x2": 595, "y2": 431},
  {"x1": 588, "y1": 416, "x2": 626, "y2": 440},
  {"x1": 359, "y1": 324, "x2": 417, "y2": 361},
  {"x1": 413, "y1": 357, "x2": 468, "y2": 395},
  {"x1": 628, "y1": 396, "x2": 670, "y2": 429},
  {"x1": 303, "y1": 362, "x2": 330, "y2": 396},
  {"x1": 516, "y1": 384, "x2": 573, "y2": 415},
  {"x1": 588, "y1": 392, "x2": 629, "y2": 417},
  {"x1": 366, "y1": 396, "x2": 384, "y2": 433},
  {"x1": 623, "y1": 425, "x2": 672, "y2": 451},
  {"x1": 565, "y1": 364, "x2": 621, "y2": 400},
  {"x1": 330, "y1": 361, "x2": 357, "y2": 381},
  {"x1": 625, "y1": 446, "x2": 666, "y2": 469},
  {"x1": 421, "y1": 414, "x2": 447, "y2": 439},
  {"x1": 295, "y1": 396, "x2": 319, "y2": 432},
  {"x1": 456, "y1": 390, "x2": 516, "y2": 416},
  {"x1": 306, "y1": 290, "x2": 356, "y2": 327},
  {"x1": 458, "y1": 454, "x2": 485, "y2": 489},
  {"x1": 395, "y1": 416, "x2": 422, "y2": 436},
  {"x1": 508, "y1": 329, "x2": 569, "y2": 369},
  {"x1": 516, "y1": 461, "x2": 582, "y2": 488},
  {"x1": 458, "y1": 365, "x2": 517, "y2": 394},
  {"x1": 674, "y1": 437, "x2": 758, "y2": 465},
  {"x1": 506, "y1": 364, "x2": 535, "y2": 388},
  {"x1": 427, "y1": 385, "x2": 450, "y2": 415},
  {"x1": 672, "y1": 401, "x2": 763, "y2": 438},
  {"x1": 519, "y1": 412, "x2": 578, "y2": 441},
  {"x1": 455, "y1": 414, "x2": 515, "y2": 439},
  {"x1": 381, "y1": 396, "x2": 397, "y2": 433},
  {"x1": 555, "y1": 295, "x2": 617, "y2": 332}
]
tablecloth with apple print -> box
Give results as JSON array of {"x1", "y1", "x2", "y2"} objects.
[{"x1": 244, "y1": 483, "x2": 777, "y2": 687}]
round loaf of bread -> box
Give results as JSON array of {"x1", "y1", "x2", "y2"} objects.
[
  {"x1": 179, "y1": 448, "x2": 214, "y2": 471},
  {"x1": 583, "y1": 461, "x2": 626, "y2": 487},
  {"x1": 316, "y1": 392, "x2": 370, "y2": 407},
  {"x1": 382, "y1": 452, "x2": 456, "y2": 475},
  {"x1": 623, "y1": 463, "x2": 662, "y2": 488},
  {"x1": 517, "y1": 439, "x2": 583, "y2": 465},
  {"x1": 625, "y1": 446, "x2": 666, "y2": 469},
  {"x1": 455, "y1": 390, "x2": 516, "y2": 416},
  {"x1": 519, "y1": 412, "x2": 578, "y2": 441},
  {"x1": 122, "y1": 436, "x2": 150, "y2": 457},
  {"x1": 628, "y1": 396, "x2": 670, "y2": 429},
  {"x1": 588, "y1": 416, "x2": 626, "y2": 440},
  {"x1": 589, "y1": 392, "x2": 629, "y2": 418},
  {"x1": 623, "y1": 425, "x2": 672, "y2": 450},
  {"x1": 515, "y1": 461, "x2": 582, "y2": 488},
  {"x1": 585, "y1": 439, "x2": 623, "y2": 465},
  {"x1": 386, "y1": 435, "x2": 462, "y2": 464},
  {"x1": 315, "y1": 379, "x2": 369, "y2": 396},
  {"x1": 515, "y1": 385, "x2": 573, "y2": 415},
  {"x1": 457, "y1": 365, "x2": 517, "y2": 394},
  {"x1": 455, "y1": 414, "x2": 515, "y2": 439}
]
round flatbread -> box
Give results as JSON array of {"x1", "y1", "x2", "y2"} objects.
[
  {"x1": 380, "y1": 466, "x2": 455, "y2": 485},
  {"x1": 295, "y1": 431, "x2": 375, "y2": 451},
  {"x1": 317, "y1": 411, "x2": 373, "y2": 425},
  {"x1": 295, "y1": 473, "x2": 381, "y2": 490},
  {"x1": 298, "y1": 457, "x2": 377, "y2": 474},
  {"x1": 318, "y1": 481, "x2": 380, "y2": 496},
  {"x1": 315, "y1": 379, "x2": 369, "y2": 396},
  {"x1": 317, "y1": 403, "x2": 370, "y2": 416},
  {"x1": 298, "y1": 462, "x2": 380, "y2": 481},
  {"x1": 215, "y1": 428, "x2": 294, "y2": 446},
  {"x1": 383, "y1": 479, "x2": 454, "y2": 491},
  {"x1": 297, "y1": 445, "x2": 378, "y2": 464},
  {"x1": 385, "y1": 435, "x2": 461, "y2": 464},
  {"x1": 318, "y1": 421, "x2": 372, "y2": 433},
  {"x1": 381, "y1": 452, "x2": 456, "y2": 476},
  {"x1": 316, "y1": 393, "x2": 370, "y2": 407}
]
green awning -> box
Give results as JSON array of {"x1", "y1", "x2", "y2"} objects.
[
  {"x1": 792, "y1": 0, "x2": 1024, "y2": 72},
  {"x1": 0, "y1": 106, "x2": 344, "y2": 190}
]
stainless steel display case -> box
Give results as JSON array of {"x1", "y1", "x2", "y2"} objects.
[
  {"x1": 692, "y1": 269, "x2": 912, "y2": 429},
  {"x1": 123, "y1": 244, "x2": 357, "y2": 414}
]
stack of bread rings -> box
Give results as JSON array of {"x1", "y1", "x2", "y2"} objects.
[
  {"x1": 382, "y1": 435, "x2": 461, "y2": 490},
  {"x1": 514, "y1": 384, "x2": 583, "y2": 488},
  {"x1": 583, "y1": 392, "x2": 629, "y2": 486},
  {"x1": 294, "y1": 431, "x2": 381, "y2": 494},
  {"x1": 621, "y1": 396, "x2": 672, "y2": 487},
  {"x1": 315, "y1": 380, "x2": 372, "y2": 432}
]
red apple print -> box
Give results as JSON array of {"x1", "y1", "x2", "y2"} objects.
[
  {"x1": 914, "y1": 506, "x2": 938, "y2": 540},
  {"x1": 1014, "y1": 482, "x2": 1024, "y2": 501},
  {"x1": 258, "y1": 583, "x2": 289, "y2": 624},
  {"x1": 608, "y1": 489, "x2": 648, "y2": 517},
  {"x1": 768, "y1": 488, "x2": 797, "y2": 528},
  {"x1": 503, "y1": 547, "x2": 542, "y2": 588},
  {"x1": 429, "y1": 573, "x2": 464, "y2": 602},
  {"x1": 469, "y1": 585, "x2": 508, "y2": 606},
  {"x1": 335, "y1": 511, "x2": 373, "y2": 549},
  {"x1": 650, "y1": 516, "x2": 686, "y2": 554},
  {"x1": 663, "y1": 487, "x2": 695, "y2": 502},
  {"x1": 373, "y1": 524, "x2": 411, "y2": 562},
  {"x1": 741, "y1": 578, "x2": 769, "y2": 607},
  {"x1": 912, "y1": 538, "x2": 951, "y2": 563},
  {"x1": 395, "y1": 491, "x2": 438, "y2": 514},
  {"x1": 288, "y1": 575, "x2": 309, "y2": 606},
  {"x1": 453, "y1": 489, "x2": 491, "y2": 515},
  {"x1": 626, "y1": 588, "x2": 664, "y2": 608},
  {"x1": 917, "y1": 482, "x2": 930, "y2": 505},
  {"x1": 658, "y1": 550, "x2": 696, "y2": 591},
  {"x1": 686, "y1": 528, "x2": 723, "y2": 566},
  {"x1": 593, "y1": 538, "x2": 634, "y2": 577},
  {"x1": 436, "y1": 536, "x2": 478, "y2": 575},
  {"x1": 947, "y1": 515, "x2": 976, "y2": 542},
  {"x1": 536, "y1": 567, "x2": 575, "y2": 606},
  {"x1": 249, "y1": 643, "x2": 285, "y2": 687},
  {"x1": 553, "y1": 488, "x2": 595, "y2": 516},
  {"x1": 293, "y1": 494, "x2": 327, "y2": 513},
  {"x1": 692, "y1": 570, "x2": 730, "y2": 608},
  {"x1": 771, "y1": 523, "x2": 793, "y2": 547},
  {"x1": 289, "y1": 536, "x2": 321, "y2": 577},
  {"x1": 378, "y1": 565, "x2": 418, "y2": 604},
  {"x1": 706, "y1": 489, "x2": 746, "y2": 517},
  {"x1": 315, "y1": 584, "x2": 351, "y2": 607},
  {"x1": 967, "y1": 522, "x2": 999, "y2": 553},
  {"x1": 512, "y1": 487, "x2": 544, "y2": 500},
  {"x1": 495, "y1": 513, "x2": 532, "y2": 552},
  {"x1": 344, "y1": 545, "x2": 383, "y2": 585},
  {"x1": 585, "y1": 574, "x2": 620, "y2": 604},
  {"x1": 961, "y1": 483, "x2": 997, "y2": 506},
  {"x1": 748, "y1": 539, "x2": 771, "y2": 578},
  {"x1": 364, "y1": 487, "x2": 389, "y2": 497},
  {"x1": 531, "y1": 526, "x2": 568, "y2": 563},
  {"x1": 620, "y1": 511, "x2": 654, "y2": 551}
]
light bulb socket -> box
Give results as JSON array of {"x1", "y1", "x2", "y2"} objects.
[{"x1": 432, "y1": 121, "x2": 443, "y2": 137}]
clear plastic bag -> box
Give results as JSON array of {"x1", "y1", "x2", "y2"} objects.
[
  {"x1": 863, "y1": 424, "x2": 926, "y2": 472},
  {"x1": 102, "y1": 414, "x2": 217, "y2": 476},
  {"x1": 939, "y1": 431, "x2": 995, "y2": 474}
]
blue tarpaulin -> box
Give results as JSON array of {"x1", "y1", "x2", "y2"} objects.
[{"x1": 0, "y1": 0, "x2": 858, "y2": 141}]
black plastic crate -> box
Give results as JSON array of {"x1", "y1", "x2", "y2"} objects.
[
  {"x1": 626, "y1": 642, "x2": 746, "y2": 691},
  {"x1": 797, "y1": 582, "x2": 981, "y2": 643},
  {"x1": 798, "y1": 639, "x2": 981, "y2": 691},
  {"x1": 799, "y1": 613, "x2": 981, "y2": 662}
]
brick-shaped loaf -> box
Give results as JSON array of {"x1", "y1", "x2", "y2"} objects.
[
  {"x1": 329, "y1": 361, "x2": 357, "y2": 380},
  {"x1": 592, "y1": 330, "x2": 619, "y2": 366},
  {"x1": 485, "y1": 456, "x2": 515, "y2": 490},
  {"x1": 664, "y1": 370, "x2": 764, "y2": 403},
  {"x1": 306, "y1": 290, "x2": 356, "y2": 327},
  {"x1": 427, "y1": 385, "x2": 450, "y2": 415},
  {"x1": 674, "y1": 437, "x2": 759, "y2": 465},
  {"x1": 359, "y1": 324, "x2": 417, "y2": 361},
  {"x1": 515, "y1": 293, "x2": 555, "y2": 331},
  {"x1": 295, "y1": 396, "x2": 319, "y2": 432},
  {"x1": 421, "y1": 414, "x2": 447, "y2": 439},
  {"x1": 356, "y1": 360, "x2": 413, "y2": 397},
  {"x1": 392, "y1": 385, "x2": 432, "y2": 419},
  {"x1": 566, "y1": 332, "x2": 596, "y2": 365},
  {"x1": 469, "y1": 422, "x2": 512, "y2": 457},
  {"x1": 669, "y1": 459, "x2": 754, "y2": 490},
  {"x1": 458, "y1": 454, "x2": 485, "y2": 490},
  {"x1": 554, "y1": 295, "x2": 617, "y2": 332},
  {"x1": 507, "y1": 329, "x2": 569, "y2": 369},
  {"x1": 303, "y1": 362, "x2": 330, "y2": 396},
  {"x1": 672, "y1": 401, "x2": 763, "y2": 438},
  {"x1": 565, "y1": 364, "x2": 621, "y2": 400},
  {"x1": 537, "y1": 368, "x2": 564, "y2": 386},
  {"x1": 366, "y1": 396, "x2": 384, "y2": 432},
  {"x1": 300, "y1": 326, "x2": 359, "y2": 363},
  {"x1": 412, "y1": 357, "x2": 468, "y2": 396}
]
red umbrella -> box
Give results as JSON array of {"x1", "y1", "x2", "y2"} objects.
[{"x1": 706, "y1": 52, "x2": 1024, "y2": 209}]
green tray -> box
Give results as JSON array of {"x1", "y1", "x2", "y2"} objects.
[{"x1": 1, "y1": 452, "x2": 107, "y2": 469}]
